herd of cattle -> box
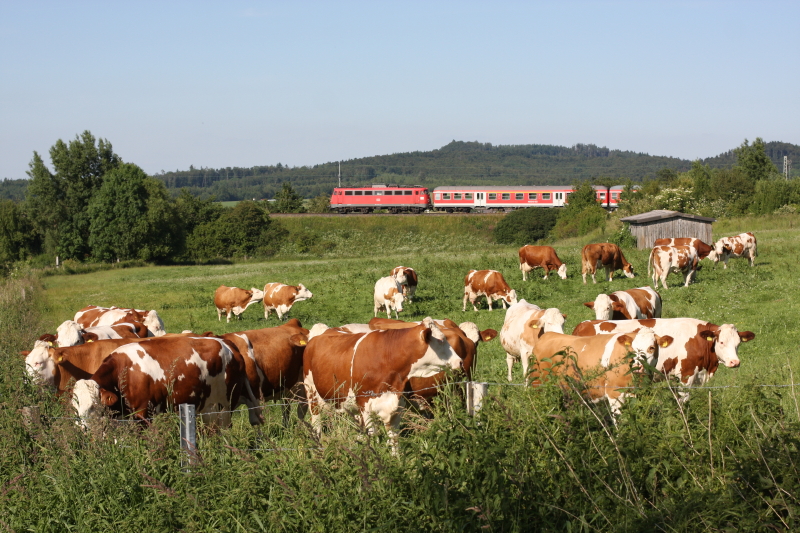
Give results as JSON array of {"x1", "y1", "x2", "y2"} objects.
[{"x1": 19, "y1": 231, "x2": 757, "y2": 452}]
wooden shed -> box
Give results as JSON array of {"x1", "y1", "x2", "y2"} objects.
[{"x1": 620, "y1": 210, "x2": 715, "y2": 249}]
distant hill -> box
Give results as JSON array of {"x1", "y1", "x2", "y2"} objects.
[{"x1": 4, "y1": 140, "x2": 798, "y2": 201}]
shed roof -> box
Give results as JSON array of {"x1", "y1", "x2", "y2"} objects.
[{"x1": 620, "y1": 210, "x2": 716, "y2": 224}]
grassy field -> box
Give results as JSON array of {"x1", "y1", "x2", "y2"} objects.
[{"x1": 3, "y1": 213, "x2": 800, "y2": 530}]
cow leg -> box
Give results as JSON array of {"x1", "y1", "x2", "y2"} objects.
[
  {"x1": 216, "y1": 308, "x2": 222, "y2": 321},
  {"x1": 521, "y1": 353, "x2": 531, "y2": 384},
  {"x1": 606, "y1": 266, "x2": 613, "y2": 282},
  {"x1": 487, "y1": 296, "x2": 493, "y2": 312},
  {"x1": 582, "y1": 270, "x2": 587, "y2": 284},
  {"x1": 226, "y1": 310, "x2": 232, "y2": 323},
  {"x1": 462, "y1": 290, "x2": 470, "y2": 312},
  {"x1": 363, "y1": 392, "x2": 403, "y2": 455},
  {"x1": 385, "y1": 302, "x2": 392, "y2": 318},
  {"x1": 521, "y1": 264, "x2": 527, "y2": 282},
  {"x1": 660, "y1": 273, "x2": 669, "y2": 289}
]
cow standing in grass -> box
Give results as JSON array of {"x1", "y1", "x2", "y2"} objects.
[
  {"x1": 463, "y1": 270, "x2": 517, "y2": 312},
  {"x1": 581, "y1": 243, "x2": 635, "y2": 284}
]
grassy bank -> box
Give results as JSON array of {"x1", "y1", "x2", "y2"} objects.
[{"x1": 2, "y1": 214, "x2": 800, "y2": 530}]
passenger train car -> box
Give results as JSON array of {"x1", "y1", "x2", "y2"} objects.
[{"x1": 329, "y1": 184, "x2": 625, "y2": 213}]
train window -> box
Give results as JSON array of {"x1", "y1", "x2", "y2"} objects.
[
  {"x1": 394, "y1": 191, "x2": 403, "y2": 195},
  {"x1": 489, "y1": 193, "x2": 497, "y2": 200},
  {"x1": 528, "y1": 193, "x2": 537, "y2": 200},
  {"x1": 515, "y1": 193, "x2": 523, "y2": 200},
  {"x1": 542, "y1": 193, "x2": 551, "y2": 200},
  {"x1": 374, "y1": 191, "x2": 382, "y2": 195},
  {"x1": 443, "y1": 193, "x2": 451, "y2": 200},
  {"x1": 364, "y1": 191, "x2": 372, "y2": 195},
  {"x1": 612, "y1": 193, "x2": 619, "y2": 199},
  {"x1": 599, "y1": 192, "x2": 606, "y2": 199},
  {"x1": 345, "y1": 191, "x2": 353, "y2": 196},
  {"x1": 465, "y1": 193, "x2": 473, "y2": 200},
  {"x1": 404, "y1": 190, "x2": 412, "y2": 195},
  {"x1": 454, "y1": 193, "x2": 462, "y2": 200},
  {"x1": 434, "y1": 193, "x2": 440, "y2": 200},
  {"x1": 502, "y1": 193, "x2": 510, "y2": 200},
  {"x1": 355, "y1": 191, "x2": 363, "y2": 195}
]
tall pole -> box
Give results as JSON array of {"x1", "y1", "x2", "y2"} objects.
[{"x1": 338, "y1": 161, "x2": 341, "y2": 188}]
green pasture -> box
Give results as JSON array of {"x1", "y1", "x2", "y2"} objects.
[{"x1": 4, "y1": 213, "x2": 800, "y2": 531}]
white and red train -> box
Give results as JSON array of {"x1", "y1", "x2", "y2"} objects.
[{"x1": 329, "y1": 184, "x2": 625, "y2": 213}]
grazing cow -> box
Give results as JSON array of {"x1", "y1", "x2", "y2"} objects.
[
  {"x1": 54, "y1": 320, "x2": 148, "y2": 347},
  {"x1": 23, "y1": 337, "x2": 153, "y2": 395},
  {"x1": 649, "y1": 245, "x2": 698, "y2": 289},
  {"x1": 72, "y1": 336, "x2": 258, "y2": 428},
  {"x1": 581, "y1": 243, "x2": 635, "y2": 284},
  {"x1": 499, "y1": 299, "x2": 566, "y2": 382},
  {"x1": 709, "y1": 232, "x2": 757, "y2": 268},
  {"x1": 368, "y1": 317, "x2": 497, "y2": 403},
  {"x1": 214, "y1": 286, "x2": 265, "y2": 323},
  {"x1": 391, "y1": 266, "x2": 419, "y2": 302},
  {"x1": 463, "y1": 270, "x2": 517, "y2": 312},
  {"x1": 73, "y1": 306, "x2": 166, "y2": 337},
  {"x1": 263, "y1": 283, "x2": 313, "y2": 320},
  {"x1": 303, "y1": 318, "x2": 462, "y2": 454},
  {"x1": 374, "y1": 276, "x2": 405, "y2": 318},
  {"x1": 220, "y1": 319, "x2": 309, "y2": 425},
  {"x1": 584, "y1": 287, "x2": 662, "y2": 320},
  {"x1": 571, "y1": 318, "x2": 756, "y2": 387},
  {"x1": 653, "y1": 238, "x2": 713, "y2": 260},
  {"x1": 531, "y1": 328, "x2": 673, "y2": 415},
  {"x1": 518, "y1": 245, "x2": 567, "y2": 281}
]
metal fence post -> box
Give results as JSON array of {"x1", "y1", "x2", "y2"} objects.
[
  {"x1": 466, "y1": 382, "x2": 489, "y2": 416},
  {"x1": 179, "y1": 404, "x2": 196, "y2": 469}
]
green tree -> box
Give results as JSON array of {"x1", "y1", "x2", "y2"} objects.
[
  {"x1": 306, "y1": 194, "x2": 332, "y2": 214},
  {"x1": 735, "y1": 137, "x2": 779, "y2": 182},
  {"x1": 494, "y1": 208, "x2": 559, "y2": 245},
  {"x1": 686, "y1": 160, "x2": 712, "y2": 200},
  {"x1": 87, "y1": 163, "x2": 181, "y2": 263},
  {"x1": 272, "y1": 182, "x2": 305, "y2": 213},
  {"x1": 25, "y1": 131, "x2": 121, "y2": 259},
  {"x1": 552, "y1": 181, "x2": 607, "y2": 239},
  {"x1": 174, "y1": 189, "x2": 223, "y2": 235},
  {"x1": 0, "y1": 200, "x2": 36, "y2": 266}
]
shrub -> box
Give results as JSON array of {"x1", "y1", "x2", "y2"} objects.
[
  {"x1": 494, "y1": 208, "x2": 559, "y2": 245},
  {"x1": 607, "y1": 222, "x2": 637, "y2": 248}
]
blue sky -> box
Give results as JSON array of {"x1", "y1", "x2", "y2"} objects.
[{"x1": 1, "y1": 1, "x2": 797, "y2": 179}]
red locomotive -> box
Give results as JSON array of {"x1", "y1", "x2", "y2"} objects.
[{"x1": 329, "y1": 184, "x2": 430, "y2": 214}]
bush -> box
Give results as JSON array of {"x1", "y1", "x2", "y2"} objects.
[
  {"x1": 607, "y1": 222, "x2": 637, "y2": 248},
  {"x1": 551, "y1": 204, "x2": 607, "y2": 240},
  {"x1": 494, "y1": 208, "x2": 559, "y2": 245}
]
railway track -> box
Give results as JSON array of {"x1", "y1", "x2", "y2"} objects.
[{"x1": 270, "y1": 211, "x2": 504, "y2": 218}]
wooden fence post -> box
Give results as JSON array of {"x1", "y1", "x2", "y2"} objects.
[
  {"x1": 465, "y1": 382, "x2": 489, "y2": 416},
  {"x1": 179, "y1": 404, "x2": 196, "y2": 469}
]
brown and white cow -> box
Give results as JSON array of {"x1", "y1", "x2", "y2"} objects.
[
  {"x1": 303, "y1": 317, "x2": 462, "y2": 453},
  {"x1": 368, "y1": 317, "x2": 497, "y2": 404},
  {"x1": 54, "y1": 320, "x2": 148, "y2": 347},
  {"x1": 499, "y1": 299, "x2": 566, "y2": 382},
  {"x1": 74, "y1": 306, "x2": 166, "y2": 337},
  {"x1": 571, "y1": 318, "x2": 756, "y2": 387},
  {"x1": 584, "y1": 287, "x2": 662, "y2": 320},
  {"x1": 374, "y1": 276, "x2": 405, "y2": 318},
  {"x1": 463, "y1": 270, "x2": 517, "y2": 312},
  {"x1": 531, "y1": 327, "x2": 673, "y2": 416},
  {"x1": 72, "y1": 335, "x2": 258, "y2": 428},
  {"x1": 220, "y1": 319, "x2": 309, "y2": 425},
  {"x1": 391, "y1": 266, "x2": 418, "y2": 302},
  {"x1": 709, "y1": 232, "x2": 757, "y2": 268},
  {"x1": 24, "y1": 337, "x2": 153, "y2": 395},
  {"x1": 649, "y1": 245, "x2": 698, "y2": 289},
  {"x1": 518, "y1": 245, "x2": 567, "y2": 281},
  {"x1": 581, "y1": 243, "x2": 635, "y2": 284},
  {"x1": 214, "y1": 286, "x2": 265, "y2": 323},
  {"x1": 263, "y1": 283, "x2": 313, "y2": 320},
  {"x1": 653, "y1": 237, "x2": 713, "y2": 260}
]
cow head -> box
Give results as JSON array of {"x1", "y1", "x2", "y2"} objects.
[
  {"x1": 295, "y1": 284, "x2": 313, "y2": 302},
  {"x1": 391, "y1": 268, "x2": 408, "y2": 285},
  {"x1": 56, "y1": 320, "x2": 84, "y2": 347},
  {"x1": 618, "y1": 327, "x2": 673, "y2": 369},
  {"x1": 72, "y1": 379, "x2": 101, "y2": 430},
  {"x1": 711, "y1": 241, "x2": 733, "y2": 263},
  {"x1": 408, "y1": 317, "x2": 463, "y2": 378},
  {"x1": 456, "y1": 322, "x2": 498, "y2": 344},
  {"x1": 623, "y1": 264, "x2": 635, "y2": 278},
  {"x1": 391, "y1": 292, "x2": 405, "y2": 313},
  {"x1": 585, "y1": 294, "x2": 626, "y2": 321},
  {"x1": 505, "y1": 289, "x2": 518, "y2": 306},
  {"x1": 249, "y1": 288, "x2": 265, "y2": 303},
  {"x1": 307, "y1": 323, "x2": 331, "y2": 340},
  {"x1": 24, "y1": 340, "x2": 57, "y2": 385},
  {"x1": 144, "y1": 310, "x2": 167, "y2": 337},
  {"x1": 539, "y1": 307, "x2": 566, "y2": 334},
  {"x1": 557, "y1": 264, "x2": 567, "y2": 280},
  {"x1": 708, "y1": 324, "x2": 755, "y2": 368}
]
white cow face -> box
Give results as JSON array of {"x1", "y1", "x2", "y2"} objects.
[
  {"x1": 625, "y1": 327, "x2": 659, "y2": 368},
  {"x1": 713, "y1": 324, "x2": 754, "y2": 368},
  {"x1": 392, "y1": 292, "x2": 405, "y2": 313},
  {"x1": 296, "y1": 284, "x2": 313, "y2": 301},
  {"x1": 25, "y1": 340, "x2": 57, "y2": 386},
  {"x1": 557, "y1": 264, "x2": 567, "y2": 280},
  {"x1": 56, "y1": 320, "x2": 84, "y2": 347},
  {"x1": 392, "y1": 270, "x2": 408, "y2": 285},
  {"x1": 144, "y1": 311, "x2": 166, "y2": 337},
  {"x1": 72, "y1": 379, "x2": 101, "y2": 429},
  {"x1": 307, "y1": 323, "x2": 330, "y2": 340},
  {"x1": 540, "y1": 307, "x2": 566, "y2": 334},
  {"x1": 505, "y1": 289, "x2": 518, "y2": 306},
  {"x1": 408, "y1": 318, "x2": 463, "y2": 378},
  {"x1": 591, "y1": 294, "x2": 614, "y2": 321},
  {"x1": 249, "y1": 288, "x2": 265, "y2": 303}
]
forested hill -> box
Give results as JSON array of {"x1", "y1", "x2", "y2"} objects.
[{"x1": 4, "y1": 140, "x2": 799, "y2": 201}]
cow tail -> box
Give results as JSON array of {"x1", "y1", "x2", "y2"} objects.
[{"x1": 647, "y1": 249, "x2": 652, "y2": 277}]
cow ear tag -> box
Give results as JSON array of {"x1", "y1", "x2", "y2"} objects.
[
  {"x1": 625, "y1": 341, "x2": 631, "y2": 346},
  {"x1": 661, "y1": 341, "x2": 669, "y2": 347},
  {"x1": 706, "y1": 337, "x2": 713, "y2": 342},
  {"x1": 87, "y1": 339, "x2": 93, "y2": 343},
  {"x1": 742, "y1": 338, "x2": 748, "y2": 342},
  {"x1": 299, "y1": 340, "x2": 307, "y2": 346},
  {"x1": 531, "y1": 324, "x2": 539, "y2": 328},
  {"x1": 47, "y1": 341, "x2": 53, "y2": 347}
]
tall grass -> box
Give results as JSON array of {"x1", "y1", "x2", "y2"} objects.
[{"x1": 3, "y1": 215, "x2": 800, "y2": 530}]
